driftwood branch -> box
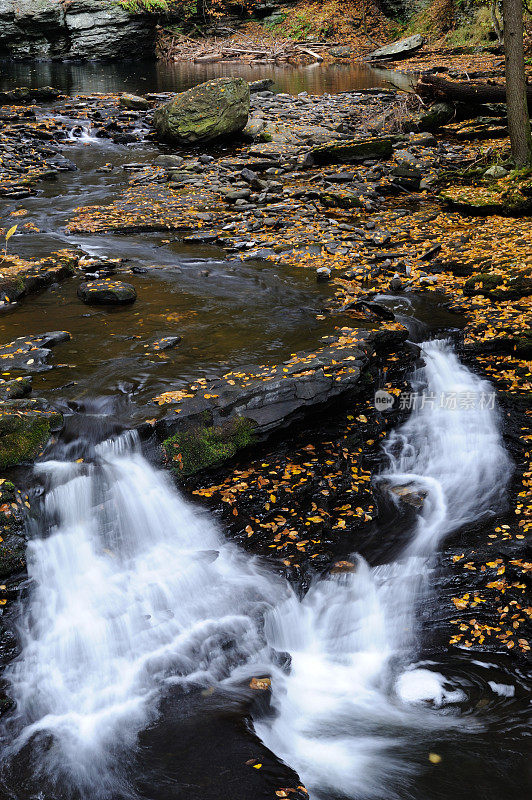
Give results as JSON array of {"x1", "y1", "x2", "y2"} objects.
[{"x1": 156, "y1": 28, "x2": 326, "y2": 65}]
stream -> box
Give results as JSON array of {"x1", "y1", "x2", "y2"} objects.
[
  {"x1": 0, "y1": 63, "x2": 529, "y2": 800},
  {"x1": 0, "y1": 339, "x2": 528, "y2": 800}
]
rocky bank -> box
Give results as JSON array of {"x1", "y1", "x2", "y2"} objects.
[{"x1": 0, "y1": 0, "x2": 155, "y2": 59}]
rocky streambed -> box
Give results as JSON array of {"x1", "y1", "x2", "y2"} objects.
[{"x1": 0, "y1": 66, "x2": 530, "y2": 800}]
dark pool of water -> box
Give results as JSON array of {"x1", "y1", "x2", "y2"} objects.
[
  {"x1": 0, "y1": 58, "x2": 413, "y2": 96},
  {"x1": 0, "y1": 254, "x2": 341, "y2": 423}
]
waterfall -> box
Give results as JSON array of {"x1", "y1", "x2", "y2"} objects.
[
  {"x1": 3, "y1": 434, "x2": 283, "y2": 796},
  {"x1": 1, "y1": 341, "x2": 511, "y2": 799},
  {"x1": 254, "y1": 340, "x2": 511, "y2": 799}
]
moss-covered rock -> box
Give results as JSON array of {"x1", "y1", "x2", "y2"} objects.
[
  {"x1": 0, "y1": 250, "x2": 77, "y2": 304},
  {"x1": 0, "y1": 377, "x2": 32, "y2": 402},
  {"x1": 0, "y1": 479, "x2": 29, "y2": 579},
  {"x1": 407, "y1": 102, "x2": 455, "y2": 133},
  {"x1": 318, "y1": 190, "x2": 363, "y2": 209},
  {"x1": 310, "y1": 136, "x2": 395, "y2": 165},
  {"x1": 464, "y1": 270, "x2": 532, "y2": 300},
  {"x1": 440, "y1": 183, "x2": 532, "y2": 215},
  {"x1": 153, "y1": 78, "x2": 250, "y2": 146},
  {"x1": 162, "y1": 417, "x2": 256, "y2": 477},
  {"x1": 0, "y1": 399, "x2": 63, "y2": 470}
]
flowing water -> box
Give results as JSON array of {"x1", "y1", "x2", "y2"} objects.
[
  {"x1": 0, "y1": 62, "x2": 528, "y2": 800},
  {"x1": 1, "y1": 340, "x2": 528, "y2": 800},
  {"x1": 253, "y1": 340, "x2": 512, "y2": 799}
]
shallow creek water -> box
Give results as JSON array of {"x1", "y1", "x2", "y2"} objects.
[{"x1": 0, "y1": 63, "x2": 529, "y2": 800}]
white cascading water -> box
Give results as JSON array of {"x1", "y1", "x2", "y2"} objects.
[
  {"x1": 3, "y1": 340, "x2": 510, "y2": 799},
  {"x1": 5, "y1": 433, "x2": 284, "y2": 796},
  {"x1": 254, "y1": 340, "x2": 511, "y2": 799}
]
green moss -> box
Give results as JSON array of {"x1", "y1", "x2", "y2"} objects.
[
  {"x1": 464, "y1": 273, "x2": 503, "y2": 295},
  {"x1": 318, "y1": 191, "x2": 363, "y2": 209},
  {"x1": 0, "y1": 404, "x2": 62, "y2": 469},
  {"x1": 163, "y1": 417, "x2": 256, "y2": 476}
]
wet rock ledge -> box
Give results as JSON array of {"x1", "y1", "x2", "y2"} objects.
[{"x1": 151, "y1": 323, "x2": 409, "y2": 476}]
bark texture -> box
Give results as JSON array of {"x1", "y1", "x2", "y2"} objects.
[{"x1": 502, "y1": 0, "x2": 532, "y2": 166}]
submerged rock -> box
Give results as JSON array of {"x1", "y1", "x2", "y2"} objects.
[
  {"x1": 77, "y1": 280, "x2": 137, "y2": 305},
  {"x1": 153, "y1": 78, "x2": 250, "y2": 146}
]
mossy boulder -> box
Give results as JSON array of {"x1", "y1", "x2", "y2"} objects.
[
  {"x1": 0, "y1": 399, "x2": 62, "y2": 470},
  {"x1": 310, "y1": 136, "x2": 395, "y2": 165},
  {"x1": 464, "y1": 270, "x2": 532, "y2": 300},
  {"x1": 162, "y1": 417, "x2": 256, "y2": 477},
  {"x1": 153, "y1": 78, "x2": 250, "y2": 146},
  {"x1": 440, "y1": 180, "x2": 532, "y2": 215},
  {"x1": 407, "y1": 102, "x2": 455, "y2": 132},
  {"x1": 0, "y1": 377, "x2": 32, "y2": 402}
]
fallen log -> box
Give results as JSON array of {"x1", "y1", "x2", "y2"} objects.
[{"x1": 417, "y1": 73, "x2": 532, "y2": 107}]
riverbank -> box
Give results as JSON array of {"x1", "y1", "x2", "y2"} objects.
[{"x1": 0, "y1": 75, "x2": 530, "y2": 672}]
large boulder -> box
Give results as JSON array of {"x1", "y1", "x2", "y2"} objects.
[
  {"x1": 153, "y1": 78, "x2": 250, "y2": 146},
  {"x1": 364, "y1": 34, "x2": 424, "y2": 62}
]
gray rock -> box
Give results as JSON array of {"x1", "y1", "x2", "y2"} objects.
[
  {"x1": 365, "y1": 35, "x2": 424, "y2": 62},
  {"x1": 77, "y1": 280, "x2": 137, "y2": 305},
  {"x1": 119, "y1": 93, "x2": 150, "y2": 111},
  {"x1": 224, "y1": 189, "x2": 251, "y2": 202},
  {"x1": 249, "y1": 79, "x2": 275, "y2": 94},
  {"x1": 243, "y1": 117, "x2": 267, "y2": 138},
  {"x1": 484, "y1": 165, "x2": 508, "y2": 178},
  {"x1": 152, "y1": 336, "x2": 182, "y2": 351},
  {"x1": 154, "y1": 154, "x2": 184, "y2": 168},
  {"x1": 316, "y1": 267, "x2": 332, "y2": 282},
  {"x1": 389, "y1": 275, "x2": 403, "y2": 292},
  {"x1": 0, "y1": 0, "x2": 155, "y2": 60}
]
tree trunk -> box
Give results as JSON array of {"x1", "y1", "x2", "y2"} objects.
[
  {"x1": 417, "y1": 73, "x2": 532, "y2": 107},
  {"x1": 502, "y1": 0, "x2": 532, "y2": 167},
  {"x1": 491, "y1": 0, "x2": 504, "y2": 44}
]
